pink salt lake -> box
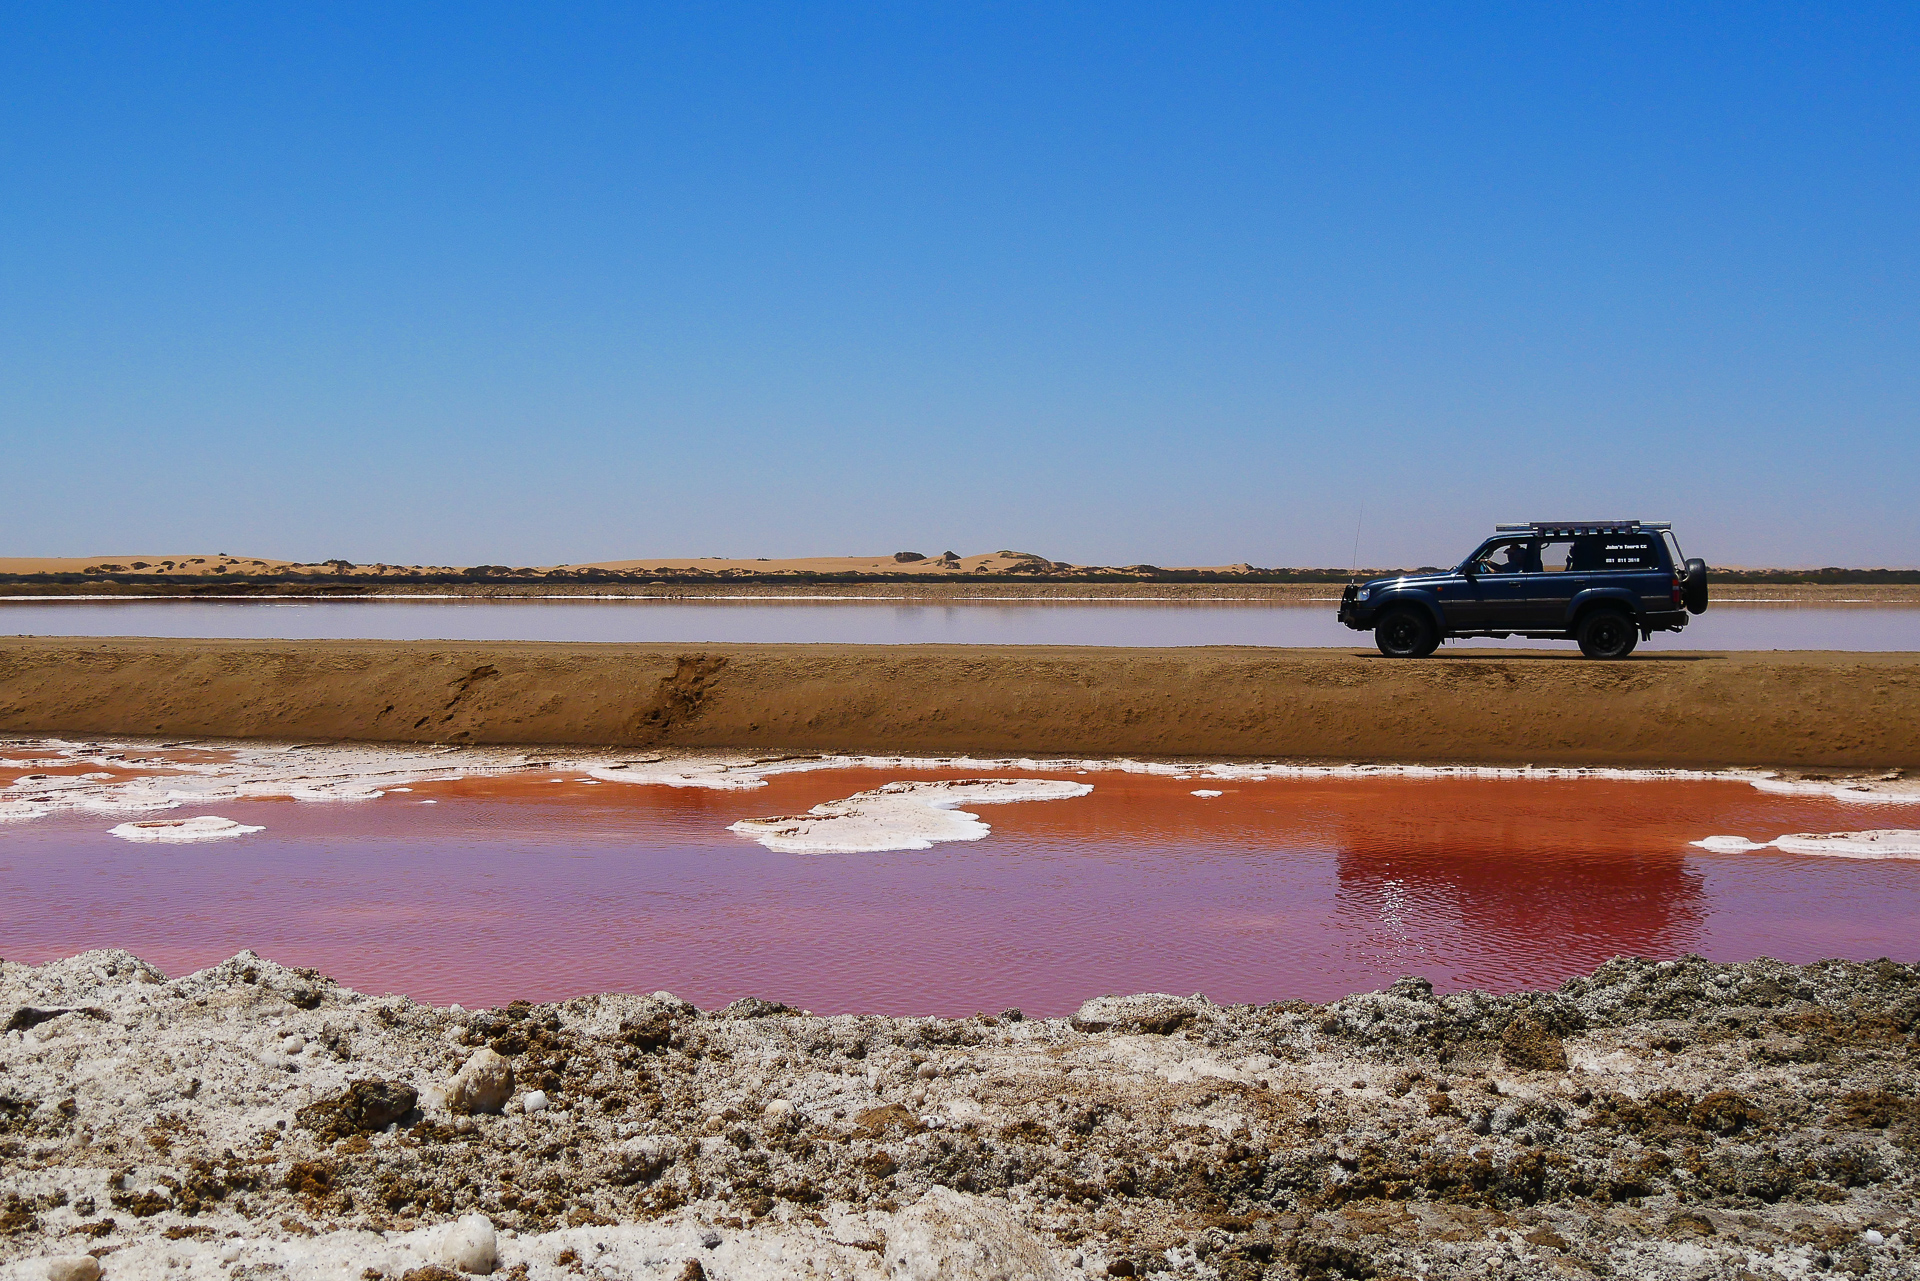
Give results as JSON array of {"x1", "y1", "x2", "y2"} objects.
[{"x1": 3, "y1": 766, "x2": 1916, "y2": 1016}]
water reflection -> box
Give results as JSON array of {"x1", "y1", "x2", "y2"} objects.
[
  {"x1": 0, "y1": 597, "x2": 1914, "y2": 650},
  {"x1": 1333, "y1": 844, "x2": 1707, "y2": 992},
  {"x1": 0, "y1": 769, "x2": 1910, "y2": 1013}
]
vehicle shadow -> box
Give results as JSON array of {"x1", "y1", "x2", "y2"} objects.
[{"x1": 1352, "y1": 651, "x2": 1723, "y2": 662}]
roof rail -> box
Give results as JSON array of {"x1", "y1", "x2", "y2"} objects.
[{"x1": 1494, "y1": 520, "x2": 1671, "y2": 536}]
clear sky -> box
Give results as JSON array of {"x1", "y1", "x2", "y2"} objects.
[{"x1": 3, "y1": 3, "x2": 1915, "y2": 569}]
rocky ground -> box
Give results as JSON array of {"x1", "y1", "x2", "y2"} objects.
[{"x1": 1, "y1": 951, "x2": 1916, "y2": 1281}]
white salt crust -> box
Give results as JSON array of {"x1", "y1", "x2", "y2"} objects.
[
  {"x1": 728, "y1": 778, "x2": 1095, "y2": 853},
  {"x1": 5, "y1": 738, "x2": 1916, "y2": 844},
  {"x1": 108, "y1": 816, "x2": 265, "y2": 843},
  {"x1": 1692, "y1": 830, "x2": 1920, "y2": 860}
]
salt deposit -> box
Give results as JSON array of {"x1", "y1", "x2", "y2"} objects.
[
  {"x1": 106, "y1": 815, "x2": 265, "y2": 842},
  {"x1": 1691, "y1": 829, "x2": 1920, "y2": 859},
  {"x1": 1690, "y1": 835, "x2": 1774, "y2": 853},
  {"x1": 0, "y1": 949, "x2": 1914, "y2": 1281},
  {"x1": 434, "y1": 1214, "x2": 500, "y2": 1274},
  {"x1": 1773, "y1": 829, "x2": 1920, "y2": 859},
  {"x1": 588, "y1": 759, "x2": 771, "y2": 789},
  {"x1": 727, "y1": 778, "x2": 1094, "y2": 853},
  {"x1": 443, "y1": 1047, "x2": 515, "y2": 1114},
  {"x1": 6, "y1": 736, "x2": 1918, "y2": 826}
]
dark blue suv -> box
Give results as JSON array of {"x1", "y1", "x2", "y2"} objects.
[{"x1": 1337, "y1": 521, "x2": 1709, "y2": 659}]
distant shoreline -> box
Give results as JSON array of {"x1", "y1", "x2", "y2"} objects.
[{"x1": 2, "y1": 578, "x2": 1916, "y2": 603}]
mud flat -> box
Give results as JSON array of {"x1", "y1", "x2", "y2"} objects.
[
  {"x1": 3, "y1": 639, "x2": 1920, "y2": 770},
  {"x1": 1, "y1": 951, "x2": 1915, "y2": 1280}
]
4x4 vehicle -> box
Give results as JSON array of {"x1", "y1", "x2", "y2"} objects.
[{"x1": 1337, "y1": 520, "x2": 1709, "y2": 659}]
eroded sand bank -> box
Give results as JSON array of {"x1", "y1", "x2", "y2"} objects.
[
  {"x1": 1, "y1": 951, "x2": 1915, "y2": 1280},
  {"x1": 3, "y1": 640, "x2": 1920, "y2": 770}
]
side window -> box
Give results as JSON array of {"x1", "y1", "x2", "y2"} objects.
[
  {"x1": 1469, "y1": 540, "x2": 1538, "y2": 574},
  {"x1": 1538, "y1": 539, "x2": 1576, "y2": 572}
]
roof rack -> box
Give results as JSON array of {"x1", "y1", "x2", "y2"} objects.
[{"x1": 1494, "y1": 520, "x2": 1671, "y2": 537}]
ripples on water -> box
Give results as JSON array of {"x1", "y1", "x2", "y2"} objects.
[
  {"x1": 3, "y1": 768, "x2": 1915, "y2": 1013},
  {"x1": 1, "y1": 596, "x2": 1918, "y2": 649}
]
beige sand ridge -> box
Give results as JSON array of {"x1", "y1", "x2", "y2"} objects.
[{"x1": 3, "y1": 639, "x2": 1919, "y2": 771}]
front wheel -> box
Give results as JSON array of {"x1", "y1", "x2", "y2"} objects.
[
  {"x1": 1375, "y1": 608, "x2": 1439, "y2": 658},
  {"x1": 1576, "y1": 608, "x2": 1638, "y2": 659}
]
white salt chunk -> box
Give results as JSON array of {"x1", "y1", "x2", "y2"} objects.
[
  {"x1": 41, "y1": 1257, "x2": 100, "y2": 1281},
  {"x1": 1772, "y1": 829, "x2": 1920, "y2": 859},
  {"x1": 729, "y1": 778, "x2": 1093, "y2": 854},
  {"x1": 1191, "y1": 789, "x2": 1224, "y2": 798},
  {"x1": 109, "y1": 815, "x2": 264, "y2": 843},
  {"x1": 1690, "y1": 835, "x2": 1773, "y2": 852},
  {"x1": 445, "y1": 1048, "x2": 514, "y2": 1114},
  {"x1": 435, "y1": 1214, "x2": 499, "y2": 1274}
]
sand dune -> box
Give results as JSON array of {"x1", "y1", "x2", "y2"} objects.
[{"x1": 0, "y1": 550, "x2": 1265, "y2": 579}]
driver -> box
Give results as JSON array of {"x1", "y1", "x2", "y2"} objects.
[{"x1": 1493, "y1": 544, "x2": 1528, "y2": 573}]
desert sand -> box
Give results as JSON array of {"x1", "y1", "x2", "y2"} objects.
[{"x1": 1, "y1": 639, "x2": 1917, "y2": 770}]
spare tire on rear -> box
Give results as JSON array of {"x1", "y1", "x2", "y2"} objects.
[{"x1": 1682, "y1": 557, "x2": 1709, "y2": 614}]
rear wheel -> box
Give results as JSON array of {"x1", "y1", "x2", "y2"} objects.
[
  {"x1": 1375, "y1": 608, "x2": 1439, "y2": 658},
  {"x1": 1576, "y1": 608, "x2": 1638, "y2": 659}
]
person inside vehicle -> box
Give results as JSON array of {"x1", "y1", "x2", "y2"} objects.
[{"x1": 1493, "y1": 543, "x2": 1531, "y2": 573}]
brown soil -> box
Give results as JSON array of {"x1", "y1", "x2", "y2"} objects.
[{"x1": 2, "y1": 638, "x2": 1918, "y2": 770}]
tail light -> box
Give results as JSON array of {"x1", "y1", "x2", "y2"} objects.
[{"x1": 1671, "y1": 576, "x2": 1685, "y2": 607}]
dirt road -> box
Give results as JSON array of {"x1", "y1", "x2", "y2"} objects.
[{"x1": 2, "y1": 638, "x2": 1916, "y2": 769}]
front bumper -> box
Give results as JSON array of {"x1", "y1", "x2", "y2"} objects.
[{"x1": 1336, "y1": 586, "x2": 1375, "y2": 631}]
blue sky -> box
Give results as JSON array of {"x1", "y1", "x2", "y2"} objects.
[{"x1": 3, "y1": 3, "x2": 1915, "y2": 568}]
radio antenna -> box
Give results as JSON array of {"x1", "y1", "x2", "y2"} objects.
[{"x1": 1349, "y1": 500, "x2": 1366, "y2": 581}]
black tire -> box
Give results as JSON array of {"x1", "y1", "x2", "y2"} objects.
[
  {"x1": 1576, "y1": 608, "x2": 1638, "y2": 659},
  {"x1": 1682, "y1": 557, "x2": 1709, "y2": 614},
  {"x1": 1375, "y1": 607, "x2": 1439, "y2": 658}
]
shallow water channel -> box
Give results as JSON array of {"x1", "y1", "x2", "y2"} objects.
[
  {"x1": 4, "y1": 761, "x2": 1915, "y2": 1014},
  {"x1": 3, "y1": 596, "x2": 1918, "y2": 649}
]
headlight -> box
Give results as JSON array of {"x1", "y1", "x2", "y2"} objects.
[{"x1": 1356, "y1": 589, "x2": 1370, "y2": 601}]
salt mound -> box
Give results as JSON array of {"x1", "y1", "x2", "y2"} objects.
[
  {"x1": 1690, "y1": 835, "x2": 1772, "y2": 852},
  {"x1": 729, "y1": 778, "x2": 1093, "y2": 853},
  {"x1": 588, "y1": 761, "x2": 769, "y2": 789},
  {"x1": 1690, "y1": 829, "x2": 1920, "y2": 859},
  {"x1": 289, "y1": 783, "x2": 385, "y2": 801},
  {"x1": 108, "y1": 815, "x2": 265, "y2": 843},
  {"x1": 1773, "y1": 829, "x2": 1920, "y2": 859},
  {"x1": 883, "y1": 1186, "x2": 1065, "y2": 1280}
]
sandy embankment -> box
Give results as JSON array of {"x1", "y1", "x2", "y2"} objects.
[
  {"x1": 1, "y1": 952, "x2": 1915, "y2": 1280},
  {"x1": 2, "y1": 639, "x2": 1918, "y2": 770}
]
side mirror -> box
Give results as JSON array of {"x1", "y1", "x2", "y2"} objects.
[{"x1": 1459, "y1": 563, "x2": 1476, "y2": 578}]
